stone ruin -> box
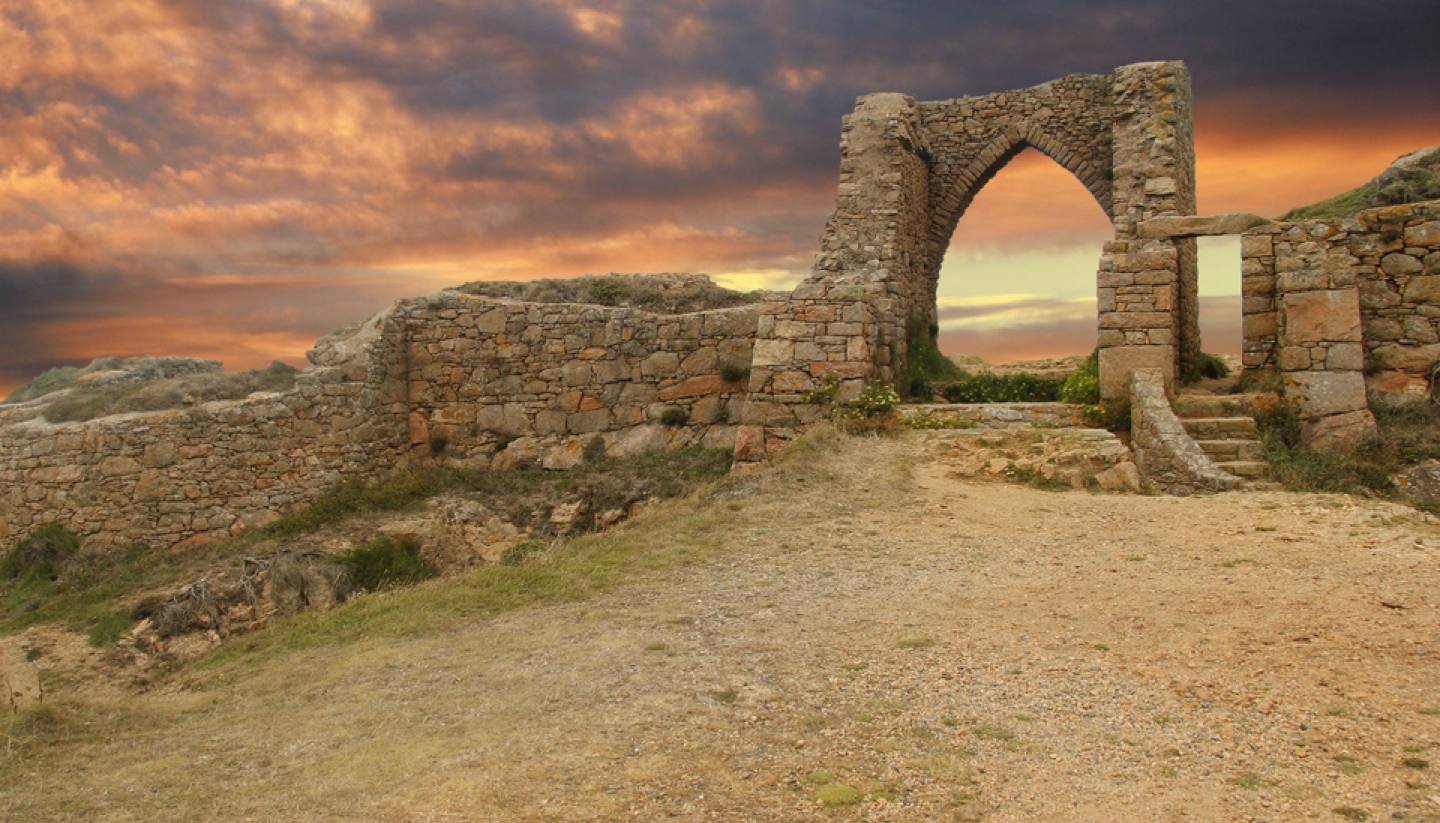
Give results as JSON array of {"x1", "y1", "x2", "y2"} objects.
[{"x1": 3, "y1": 60, "x2": 1440, "y2": 549}]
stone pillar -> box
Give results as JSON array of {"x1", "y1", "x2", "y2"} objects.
[
  {"x1": 1098, "y1": 61, "x2": 1197, "y2": 398},
  {"x1": 1239, "y1": 227, "x2": 1280, "y2": 372}
]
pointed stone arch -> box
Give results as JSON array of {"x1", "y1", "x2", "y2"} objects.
[{"x1": 737, "y1": 61, "x2": 1200, "y2": 462}]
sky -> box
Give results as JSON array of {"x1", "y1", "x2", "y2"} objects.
[{"x1": 2, "y1": 0, "x2": 1438, "y2": 394}]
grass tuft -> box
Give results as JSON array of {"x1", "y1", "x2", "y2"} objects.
[{"x1": 337, "y1": 537, "x2": 438, "y2": 592}]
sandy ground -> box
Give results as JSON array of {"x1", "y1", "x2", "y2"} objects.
[{"x1": 4, "y1": 431, "x2": 1440, "y2": 822}]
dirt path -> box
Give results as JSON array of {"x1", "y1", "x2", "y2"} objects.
[{"x1": 5, "y1": 432, "x2": 1440, "y2": 821}]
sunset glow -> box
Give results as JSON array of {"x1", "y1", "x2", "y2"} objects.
[{"x1": 2, "y1": 1, "x2": 1436, "y2": 394}]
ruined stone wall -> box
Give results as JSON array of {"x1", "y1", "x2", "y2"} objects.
[
  {"x1": 0, "y1": 313, "x2": 412, "y2": 548},
  {"x1": 739, "y1": 60, "x2": 1198, "y2": 461},
  {"x1": 400, "y1": 291, "x2": 756, "y2": 465},
  {"x1": 1096, "y1": 62, "x2": 1198, "y2": 397},
  {"x1": 1242, "y1": 201, "x2": 1440, "y2": 429}
]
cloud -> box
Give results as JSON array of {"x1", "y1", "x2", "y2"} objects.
[{"x1": 0, "y1": 0, "x2": 1435, "y2": 392}]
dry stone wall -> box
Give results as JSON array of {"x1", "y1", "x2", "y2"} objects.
[
  {"x1": 0, "y1": 313, "x2": 412, "y2": 548},
  {"x1": 1242, "y1": 200, "x2": 1440, "y2": 443},
  {"x1": 399, "y1": 291, "x2": 756, "y2": 466}
]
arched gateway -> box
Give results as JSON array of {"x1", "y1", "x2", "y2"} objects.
[{"x1": 736, "y1": 61, "x2": 1200, "y2": 461}]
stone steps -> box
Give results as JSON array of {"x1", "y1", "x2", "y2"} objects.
[
  {"x1": 1174, "y1": 393, "x2": 1275, "y2": 488},
  {"x1": 1180, "y1": 416, "x2": 1258, "y2": 439},
  {"x1": 1171, "y1": 392, "x2": 1273, "y2": 420},
  {"x1": 1195, "y1": 438, "x2": 1263, "y2": 462},
  {"x1": 1214, "y1": 460, "x2": 1269, "y2": 479}
]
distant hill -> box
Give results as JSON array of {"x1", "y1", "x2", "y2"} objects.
[{"x1": 1282, "y1": 146, "x2": 1439, "y2": 220}]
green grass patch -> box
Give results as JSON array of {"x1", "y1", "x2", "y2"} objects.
[
  {"x1": 936, "y1": 371, "x2": 1064, "y2": 403},
  {"x1": 972, "y1": 722, "x2": 1016, "y2": 742},
  {"x1": 1182, "y1": 351, "x2": 1231, "y2": 385},
  {"x1": 196, "y1": 490, "x2": 736, "y2": 671},
  {"x1": 3, "y1": 366, "x2": 79, "y2": 404},
  {"x1": 337, "y1": 537, "x2": 438, "y2": 591},
  {"x1": 814, "y1": 783, "x2": 863, "y2": 807}
]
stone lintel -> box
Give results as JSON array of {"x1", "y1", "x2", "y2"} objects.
[{"x1": 1136, "y1": 213, "x2": 1273, "y2": 239}]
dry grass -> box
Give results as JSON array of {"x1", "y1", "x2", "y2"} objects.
[
  {"x1": 42, "y1": 361, "x2": 298, "y2": 422},
  {"x1": 456, "y1": 273, "x2": 766, "y2": 314}
]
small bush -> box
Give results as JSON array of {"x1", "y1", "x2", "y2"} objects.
[
  {"x1": 1, "y1": 524, "x2": 81, "y2": 582},
  {"x1": 500, "y1": 539, "x2": 547, "y2": 566},
  {"x1": 1061, "y1": 349, "x2": 1101, "y2": 405},
  {"x1": 428, "y1": 434, "x2": 448, "y2": 456},
  {"x1": 1082, "y1": 399, "x2": 1132, "y2": 432},
  {"x1": 1182, "y1": 351, "x2": 1231, "y2": 384},
  {"x1": 1234, "y1": 368, "x2": 1283, "y2": 394},
  {"x1": 660, "y1": 407, "x2": 688, "y2": 426},
  {"x1": 719, "y1": 364, "x2": 750, "y2": 384},
  {"x1": 582, "y1": 435, "x2": 606, "y2": 464},
  {"x1": 938, "y1": 371, "x2": 1063, "y2": 403},
  {"x1": 903, "y1": 319, "x2": 965, "y2": 399},
  {"x1": 837, "y1": 382, "x2": 901, "y2": 419},
  {"x1": 337, "y1": 537, "x2": 437, "y2": 592}
]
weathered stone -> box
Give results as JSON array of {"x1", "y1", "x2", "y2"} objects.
[
  {"x1": 1137, "y1": 213, "x2": 1271, "y2": 239},
  {"x1": 1381, "y1": 252, "x2": 1423, "y2": 276},
  {"x1": 1281, "y1": 289, "x2": 1362, "y2": 344},
  {"x1": 1285, "y1": 371, "x2": 1369, "y2": 416}
]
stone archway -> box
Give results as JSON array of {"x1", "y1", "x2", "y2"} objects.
[{"x1": 737, "y1": 61, "x2": 1200, "y2": 462}]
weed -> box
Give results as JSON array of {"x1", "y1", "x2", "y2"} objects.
[
  {"x1": 1402, "y1": 757, "x2": 1430, "y2": 770},
  {"x1": 842, "y1": 662, "x2": 868, "y2": 672},
  {"x1": 659, "y1": 407, "x2": 687, "y2": 426},
  {"x1": 1081, "y1": 399, "x2": 1131, "y2": 432},
  {"x1": 1234, "y1": 368, "x2": 1283, "y2": 394},
  {"x1": 907, "y1": 411, "x2": 979, "y2": 430},
  {"x1": 1, "y1": 523, "x2": 81, "y2": 582},
  {"x1": 428, "y1": 434, "x2": 448, "y2": 456},
  {"x1": 903, "y1": 318, "x2": 965, "y2": 399},
  {"x1": 719, "y1": 364, "x2": 750, "y2": 384},
  {"x1": 643, "y1": 642, "x2": 667, "y2": 652},
  {"x1": 1092, "y1": 643, "x2": 1110, "y2": 652},
  {"x1": 263, "y1": 468, "x2": 445, "y2": 538},
  {"x1": 1231, "y1": 771, "x2": 1270, "y2": 790},
  {"x1": 897, "y1": 636, "x2": 935, "y2": 649},
  {"x1": 972, "y1": 723, "x2": 1016, "y2": 742},
  {"x1": 458, "y1": 274, "x2": 764, "y2": 314},
  {"x1": 86, "y1": 612, "x2": 134, "y2": 646},
  {"x1": 1003, "y1": 465, "x2": 1071, "y2": 492},
  {"x1": 806, "y1": 769, "x2": 833, "y2": 784},
  {"x1": 706, "y1": 688, "x2": 739, "y2": 705},
  {"x1": 1333, "y1": 754, "x2": 1363, "y2": 775},
  {"x1": 1182, "y1": 351, "x2": 1231, "y2": 385},
  {"x1": 581, "y1": 435, "x2": 606, "y2": 464},
  {"x1": 1332, "y1": 806, "x2": 1369, "y2": 822},
  {"x1": 499, "y1": 540, "x2": 546, "y2": 566},
  {"x1": 814, "y1": 783, "x2": 863, "y2": 807},
  {"x1": 336, "y1": 537, "x2": 438, "y2": 592}
]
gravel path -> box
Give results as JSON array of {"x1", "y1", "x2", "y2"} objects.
[{"x1": 7, "y1": 432, "x2": 1440, "y2": 821}]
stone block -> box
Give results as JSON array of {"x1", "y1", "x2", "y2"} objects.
[
  {"x1": 1381, "y1": 252, "x2": 1423, "y2": 276},
  {"x1": 1280, "y1": 289, "x2": 1361, "y2": 344},
  {"x1": 1100, "y1": 345, "x2": 1173, "y2": 400},
  {"x1": 1326, "y1": 342, "x2": 1365, "y2": 371},
  {"x1": 1403, "y1": 275, "x2": 1440, "y2": 304},
  {"x1": 751, "y1": 339, "x2": 794, "y2": 367},
  {"x1": 1404, "y1": 220, "x2": 1440, "y2": 247},
  {"x1": 1303, "y1": 409, "x2": 1378, "y2": 451},
  {"x1": 1285, "y1": 371, "x2": 1368, "y2": 416},
  {"x1": 1240, "y1": 234, "x2": 1273, "y2": 257},
  {"x1": 1370, "y1": 342, "x2": 1440, "y2": 372}
]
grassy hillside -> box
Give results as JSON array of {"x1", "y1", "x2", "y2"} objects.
[{"x1": 1282, "y1": 147, "x2": 1440, "y2": 220}]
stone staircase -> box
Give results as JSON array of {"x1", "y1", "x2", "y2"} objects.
[{"x1": 1171, "y1": 393, "x2": 1274, "y2": 487}]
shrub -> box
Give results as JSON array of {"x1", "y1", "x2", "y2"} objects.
[
  {"x1": 582, "y1": 435, "x2": 607, "y2": 464},
  {"x1": 1060, "y1": 349, "x2": 1101, "y2": 405},
  {"x1": 902, "y1": 319, "x2": 964, "y2": 399},
  {"x1": 337, "y1": 537, "x2": 437, "y2": 592},
  {"x1": 1182, "y1": 351, "x2": 1231, "y2": 384},
  {"x1": 428, "y1": 434, "x2": 448, "y2": 456},
  {"x1": 1, "y1": 523, "x2": 81, "y2": 582},
  {"x1": 1081, "y1": 399, "x2": 1131, "y2": 432},
  {"x1": 719, "y1": 364, "x2": 750, "y2": 384},
  {"x1": 938, "y1": 372, "x2": 1063, "y2": 403},
  {"x1": 660, "y1": 407, "x2": 688, "y2": 426},
  {"x1": 837, "y1": 383, "x2": 901, "y2": 419}
]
